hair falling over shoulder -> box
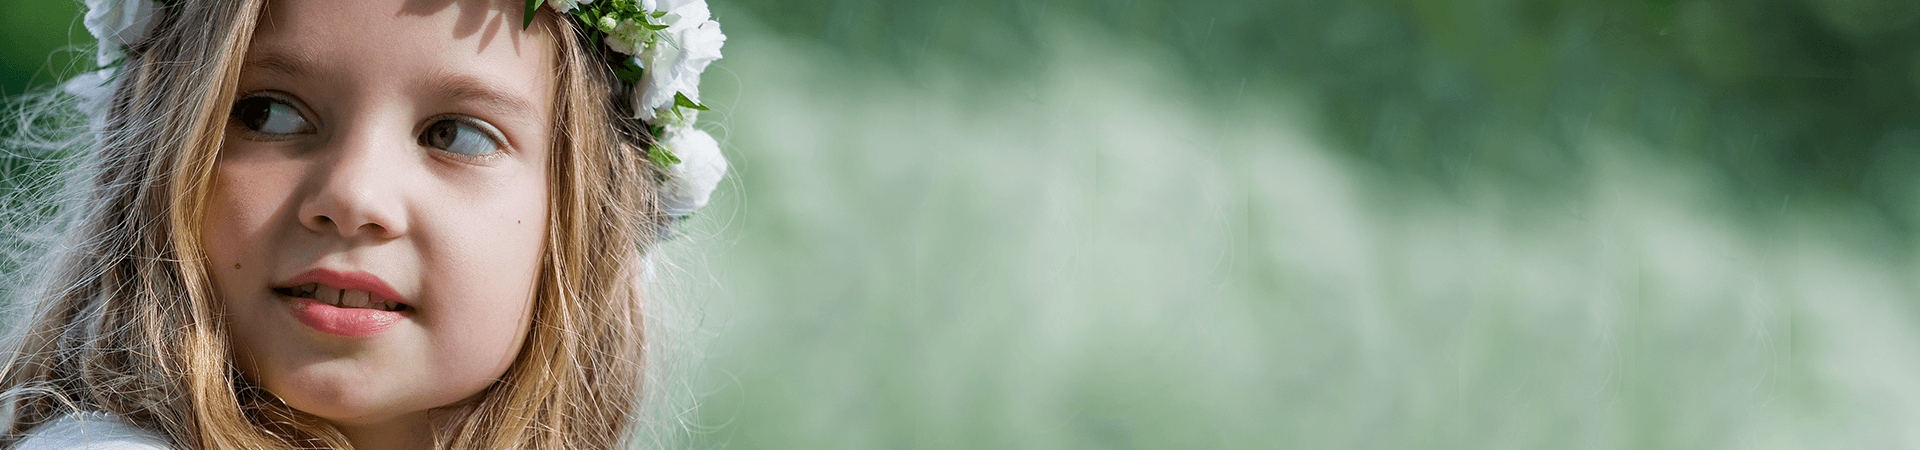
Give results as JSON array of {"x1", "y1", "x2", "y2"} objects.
[{"x1": 0, "y1": 1, "x2": 679, "y2": 449}]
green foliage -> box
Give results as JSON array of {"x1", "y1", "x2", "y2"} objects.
[
  {"x1": 647, "y1": 142, "x2": 682, "y2": 168},
  {"x1": 612, "y1": 57, "x2": 646, "y2": 84},
  {"x1": 673, "y1": 91, "x2": 709, "y2": 111},
  {"x1": 523, "y1": 0, "x2": 541, "y2": 28},
  {"x1": 711, "y1": 0, "x2": 1920, "y2": 234},
  {"x1": 0, "y1": 1, "x2": 88, "y2": 98}
]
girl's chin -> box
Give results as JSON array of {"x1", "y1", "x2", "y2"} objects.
[
  {"x1": 285, "y1": 398, "x2": 429, "y2": 430},
  {"x1": 266, "y1": 375, "x2": 410, "y2": 422},
  {"x1": 268, "y1": 371, "x2": 492, "y2": 428}
]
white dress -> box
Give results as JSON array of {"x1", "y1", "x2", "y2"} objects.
[{"x1": 14, "y1": 413, "x2": 171, "y2": 450}]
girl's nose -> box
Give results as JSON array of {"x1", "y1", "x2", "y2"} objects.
[{"x1": 297, "y1": 124, "x2": 410, "y2": 240}]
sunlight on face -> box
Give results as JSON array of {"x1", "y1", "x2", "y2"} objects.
[{"x1": 203, "y1": 0, "x2": 555, "y2": 445}]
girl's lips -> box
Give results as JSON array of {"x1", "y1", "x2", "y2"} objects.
[
  {"x1": 275, "y1": 269, "x2": 412, "y2": 337},
  {"x1": 287, "y1": 297, "x2": 404, "y2": 337},
  {"x1": 281, "y1": 269, "x2": 409, "y2": 306}
]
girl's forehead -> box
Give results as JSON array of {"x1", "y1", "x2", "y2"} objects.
[{"x1": 252, "y1": 0, "x2": 554, "y2": 71}]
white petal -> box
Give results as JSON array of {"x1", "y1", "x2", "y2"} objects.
[
  {"x1": 632, "y1": 91, "x2": 659, "y2": 122},
  {"x1": 85, "y1": 0, "x2": 158, "y2": 47},
  {"x1": 658, "y1": 0, "x2": 708, "y2": 20},
  {"x1": 680, "y1": 19, "x2": 727, "y2": 62},
  {"x1": 63, "y1": 68, "x2": 119, "y2": 117},
  {"x1": 94, "y1": 44, "x2": 122, "y2": 67},
  {"x1": 661, "y1": 127, "x2": 727, "y2": 217}
]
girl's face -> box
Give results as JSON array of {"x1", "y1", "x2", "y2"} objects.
[{"x1": 204, "y1": 0, "x2": 555, "y2": 441}]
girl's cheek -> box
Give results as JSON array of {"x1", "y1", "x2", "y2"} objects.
[{"x1": 204, "y1": 144, "x2": 304, "y2": 292}]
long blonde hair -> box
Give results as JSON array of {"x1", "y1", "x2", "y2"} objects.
[{"x1": 0, "y1": 1, "x2": 675, "y2": 448}]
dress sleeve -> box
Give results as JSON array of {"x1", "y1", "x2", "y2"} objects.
[{"x1": 14, "y1": 414, "x2": 172, "y2": 450}]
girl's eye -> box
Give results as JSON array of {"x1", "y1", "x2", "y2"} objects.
[
  {"x1": 231, "y1": 93, "x2": 314, "y2": 136},
  {"x1": 419, "y1": 117, "x2": 504, "y2": 157}
]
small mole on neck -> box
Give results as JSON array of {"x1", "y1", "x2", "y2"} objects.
[{"x1": 234, "y1": 263, "x2": 242, "y2": 270}]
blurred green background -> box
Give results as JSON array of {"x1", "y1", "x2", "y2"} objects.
[{"x1": 10, "y1": 0, "x2": 1920, "y2": 448}]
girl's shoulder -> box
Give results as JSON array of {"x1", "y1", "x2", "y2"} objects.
[{"x1": 14, "y1": 413, "x2": 171, "y2": 450}]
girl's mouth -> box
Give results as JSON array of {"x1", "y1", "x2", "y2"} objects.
[{"x1": 273, "y1": 283, "x2": 412, "y2": 313}]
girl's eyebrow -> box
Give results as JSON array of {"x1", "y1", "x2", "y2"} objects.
[
  {"x1": 242, "y1": 51, "x2": 318, "y2": 78},
  {"x1": 427, "y1": 73, "x2": 539, "y2": 124}
]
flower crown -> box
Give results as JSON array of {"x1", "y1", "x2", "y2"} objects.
[{"x1": 69, "y1": 0, "x2": 728, "y2": 225}]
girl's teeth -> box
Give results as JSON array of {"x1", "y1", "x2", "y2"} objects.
[
  {"x1": 341, "y1": 289, "x2": 370, "y2": 308},
  {"x1": 315, "y1": 286, "x2": 341, "y2": 306},
  {"x1": 288, "y1": 283, "x2": 398, "y2": 310}
]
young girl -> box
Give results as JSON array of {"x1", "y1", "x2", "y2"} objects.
[{"x1": 0, "y1": 0, "x2": 727, "y2": 448}]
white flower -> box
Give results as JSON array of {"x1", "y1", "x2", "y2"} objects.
[
  {"x1": 632, "y1": 0, "x2": 725, "y2": 121},
  {"x1": 655, "y1": 0, "x2": 709, "y2": 12},
  {"x1": 62, "y1": 67, "x2": 120, "y2": 118},
  {"x1": 84, "y1": 0, "x2": 158, "y2": 65},
  {"x1": 94, "y1": 45, "x2": 126, "y2": 69},
  {"x1": 602, "y1": 18, "x2": 653, "y2": 55},
  {"x1": 660, "y1": 127, "x2": 727, "y2": 218},
  {"x1": 546, "y1": 0, "x2": 592, "y2": 13}
]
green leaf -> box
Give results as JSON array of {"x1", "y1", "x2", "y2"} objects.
[
  {"x1": 522, "y1": 0, "x2": 541, "y2": 29},
  {"x1": 612, "y1": 59, "x2": 646, "y2": 84},
  {"x1": 99, "y1": 54, "x2": 125, "y2": 72},
  {"x1": 648, "y1": 145, "x2": 682, "y2": 167},
  {"x1": 674, "y1": 92, "x2": 710, "y2": 111}
]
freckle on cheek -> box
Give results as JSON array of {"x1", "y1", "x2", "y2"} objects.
[{"x1": 234, "y1": 263, "x2": 242, "y2": 270}]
